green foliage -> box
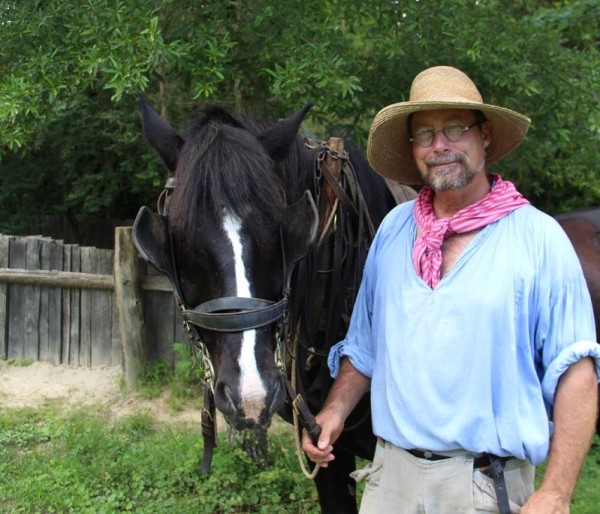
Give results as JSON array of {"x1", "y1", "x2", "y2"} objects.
[
  {"x1": 4, "y1": 358, "x2": 35, "y2": 367},
  {"x1": 0, "y1": 405, "x2": 320, "y2": 513},
  {"x1": 138, "y1": 359, "x2": 175, "y2": 398},
  {"x1": 1, "y1": 0, "x2": 599, "y2": 236},
  {"x1": 136, "y1": 342, "x2": 204, "y2": 401},
  {"x1": 170, "y1": 342, "x2": 206, "y2": 400},
  {"x1": 1, "y1": 402, "x2": 599, "y2": 512}
]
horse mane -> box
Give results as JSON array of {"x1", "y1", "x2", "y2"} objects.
[{"x1": 168, "y1": 107, "x2": 313, "y2": 248}]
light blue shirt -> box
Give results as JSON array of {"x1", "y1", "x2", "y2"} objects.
[{"x1": 329, "y1": 202, "x2": 600, "y2": 465}]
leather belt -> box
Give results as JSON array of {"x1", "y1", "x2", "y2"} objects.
[
  {"x1": 406, "y1": 449, "x2": 511, "y2": 514},
  {"x1": 407, "y1": 449, "x2": 493, "y2": 468}
]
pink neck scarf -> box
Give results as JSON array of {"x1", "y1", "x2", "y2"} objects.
[{"x1": 412, "y1": 174, "x2": 529, "y2": 289}]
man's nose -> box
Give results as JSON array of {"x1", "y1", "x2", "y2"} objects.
[{"x1": 430, "y1": 129, "x2": 451, "y2": 149}]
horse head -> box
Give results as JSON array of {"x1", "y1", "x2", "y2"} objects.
[{"x1": 134, "y1": 99, "x2": 318, "y2": 430}]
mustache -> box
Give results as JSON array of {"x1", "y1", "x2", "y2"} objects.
[{"x1": 425, "y1": 154, "x2": 466, "y2": 167}]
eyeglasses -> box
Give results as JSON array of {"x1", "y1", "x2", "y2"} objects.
[{"x1": 410, "y1": 123, "x2": 480, "y2": 147}]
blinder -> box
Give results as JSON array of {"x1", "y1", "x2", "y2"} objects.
[
  {"x1": 182, "y1": 296, "x2": 288, "y2": 333},
  {"x1": 132, "y1": 205, "x2": 185, "y2": 305}
]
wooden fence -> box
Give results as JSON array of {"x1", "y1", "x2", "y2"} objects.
[{"x1": 0, "y1": 229, "x2": 185, "y2": 384}]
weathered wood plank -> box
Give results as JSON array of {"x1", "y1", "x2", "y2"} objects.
[
  {"x1": 144, "y1": 289, "x2": 177, "y2": 366},
  {"x1": 68, "y1": 245, "x2": 81, "y2": 367},
  {"x1": 115, "y1": 227, "x2": 147, "y2": 387},
  {"x1": 174, "y1": 308, "x2": 185, "y2": 348},
  {"x1": 36, "y1": 237, "x2": 59, "y2": 364},
  {"x1": 38, "y1": 240, "x2": 51, "y2": 363},
  {"x1": 7, "y1": 238, "x2": 28, "y2": 360},
  {"x1": 46, "y1": 240, "x2": 64, "y2": 364},
  {"x1": 0, "y1": 235, "x2": 10, "y2": 359},
  {"x1": 80, "y1": 247, "x2": 94, "y2": 367},
  {"x1": 143, "y1": 262, "x2": 177, "y2": 365},
  {"x1": 0, "y1": 267, "x2": 168, "y2": 292},
  {"x1": 140, "y1": 274, "x2": 171, "y2": 291},
  {"x1": 90, "y1": 248, "x2": 113, "y2": 367},
  {"x1": 23, "y1": 237, "x2": 42, "y2": 360},
  {"x1": 111, "y1": 298, "x2": 122, "y2": 366},
  {"x1": 0, "y1": 268, "x2": 113, "y2": 289},
  {"x1": 61, "y1": 245, "x2": 73, "y2": 365}
]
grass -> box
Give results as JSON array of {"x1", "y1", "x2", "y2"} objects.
[
  {"x1": 1, "y1": 348, "x2": 598, "y2": 513},
  {"x1": 0, "y1": 404, "x2": 320, "y2": 513},
  {"x1": 0, "y1": 347, "x2": 321, "y2": 513},
  {"x1": 1, "y1": 402, "x2": 599, "y2": 514}
]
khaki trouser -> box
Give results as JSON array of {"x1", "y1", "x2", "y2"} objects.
[{"x1": 352, "y1": 439, "x2": 535, "y2": 514}]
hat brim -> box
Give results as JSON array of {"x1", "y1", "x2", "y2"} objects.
[{"x1": 366, "y1": 101, "x2": 531, "y2": 185}]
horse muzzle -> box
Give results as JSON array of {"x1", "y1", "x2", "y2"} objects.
[{"x1": 215, "y1": 371, "x2": 286, "y2": 430}]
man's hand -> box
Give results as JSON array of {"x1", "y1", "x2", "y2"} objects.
[
  {"x1": 300, "y1": 357, "x2": 371, "y2": 468},
  {"x1": 301, "y1": 409, "x2": 345, "y2": 468},
  {"x1": 522, "y1": 357, "x2": 598, "y2": 514},
  {"x1": 520, "y1": 489, "x2": 570, "y2": 514}
]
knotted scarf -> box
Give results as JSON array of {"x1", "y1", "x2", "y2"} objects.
[{"x1": 413, "y1": 174, "x2": 529, "y2": 289}]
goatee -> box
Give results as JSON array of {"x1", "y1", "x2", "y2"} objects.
[{"x1": 422, "y1": 156, "x2": 485, "y2": 192}]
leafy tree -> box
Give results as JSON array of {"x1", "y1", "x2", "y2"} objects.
[{"x1": 1, "y1": 0, "x2": 598, "y2": 241}]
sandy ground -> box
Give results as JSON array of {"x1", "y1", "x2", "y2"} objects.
[{"x1": 0, "y1": 360, "x2": 203, "y2": 426}]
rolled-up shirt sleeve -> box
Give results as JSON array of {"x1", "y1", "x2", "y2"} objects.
[
  {"x1": 328, "y1": 332, "x2": 374, "y2": 380},
  {"x1": 535, "y1": 226, "x2": 600, "y2": 405},
  {"x1": 542, "y1": 340, "x2": 600, "y2": 405}
]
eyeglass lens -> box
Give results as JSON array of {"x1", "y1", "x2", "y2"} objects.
[{"x1": 411, "y1": 124, "x2": 476, "y2": 147}]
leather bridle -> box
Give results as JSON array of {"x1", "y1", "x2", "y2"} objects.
[
  {"x1": 155, "y1": 188, "x2": 313, "y2": 474},
  {"x1": 138, "y1": 137, "x2": 378, "y2": 475}
]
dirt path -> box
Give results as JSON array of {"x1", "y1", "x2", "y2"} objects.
[{"x1": 0, "y1": 360, "x2": 202, "y2": 426}]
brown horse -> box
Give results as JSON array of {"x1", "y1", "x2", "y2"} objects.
[{"x1": 556, "y1": 207, "x2": 600, "y2": 433}]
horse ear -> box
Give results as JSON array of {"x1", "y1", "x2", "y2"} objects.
[
  {"x1": 281, "y1": 190, "x2": 319, "y2": 268},
  {"x1": 137, "y1": 97, "x2": 184, "y2": 173},
  {"x1": 258, "y1": 102, "x2": 313, "y2": 159}
]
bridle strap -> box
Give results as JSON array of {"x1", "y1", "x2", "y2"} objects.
[
  {"x1": 183, "y1": 296, "x2": 288, "y2": 332},
  {"x1": 201, "y1": 382, "x2": 217, "y2": 474}
]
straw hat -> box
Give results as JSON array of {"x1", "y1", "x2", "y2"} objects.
[{"x1": 366, "y1": 66, "x2": 531, "y2": 185}]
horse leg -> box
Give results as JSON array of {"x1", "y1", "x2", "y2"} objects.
[{"x1": 312, "y1": 448, "x2": 358, "y2": 514}]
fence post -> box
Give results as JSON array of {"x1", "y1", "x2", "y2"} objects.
[
  {"x1": 114, "y1": 227, "x2": 147, "y2": 387},
  {"x1": 0, "y1": 235, "x2": 9, "y2": 359}
]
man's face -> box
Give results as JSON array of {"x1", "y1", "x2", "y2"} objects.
[{"x1": 410, "y1": 109, "x2": 491, "y2": 191}]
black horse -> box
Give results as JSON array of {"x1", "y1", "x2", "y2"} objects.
[{"x1": 132, "y1": 99, "x2": 400, "y2": 513}]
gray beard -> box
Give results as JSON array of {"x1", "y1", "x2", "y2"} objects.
[{"x1": 423, "y1": 156, "x2": 485, "y2": 192}]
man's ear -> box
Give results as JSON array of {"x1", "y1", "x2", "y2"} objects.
[{"x1": 481, "y1": 120, "x2": 492, "y2": 150}]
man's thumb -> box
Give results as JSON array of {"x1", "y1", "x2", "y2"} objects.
[{"x1": 317, "y1": 434, "x2": 330, "y2": 450}]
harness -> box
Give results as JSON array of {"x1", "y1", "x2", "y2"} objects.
[{"x1": 138, "y1": 137, "x2": 381, "y2": 475}]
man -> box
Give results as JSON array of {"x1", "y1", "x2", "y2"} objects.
[{"x1": 302, "y1": 66, "x2": 599, "y2": 513}]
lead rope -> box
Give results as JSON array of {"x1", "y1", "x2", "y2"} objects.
[
  {"x1": 282, "y1": 320, "x2": 319, "y2": 480},
  {"x1": 291, "y1": 367, "x2": 319, "y2": 478}
]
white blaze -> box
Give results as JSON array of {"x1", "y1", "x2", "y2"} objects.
[{"x1": 223, "y1": 213, "x2": 267, "y2": 421}]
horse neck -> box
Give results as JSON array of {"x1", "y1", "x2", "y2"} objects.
[{"x1": 278, "y1": 140, "x2": 318, "y2": 203}]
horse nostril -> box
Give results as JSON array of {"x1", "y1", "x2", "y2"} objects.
[
  {"x1": 214, "y1": 382, "x2": 237, "y2": 416},
  {"x1": 267, "y1": 377, "x2": 286, "y2": 417}
]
